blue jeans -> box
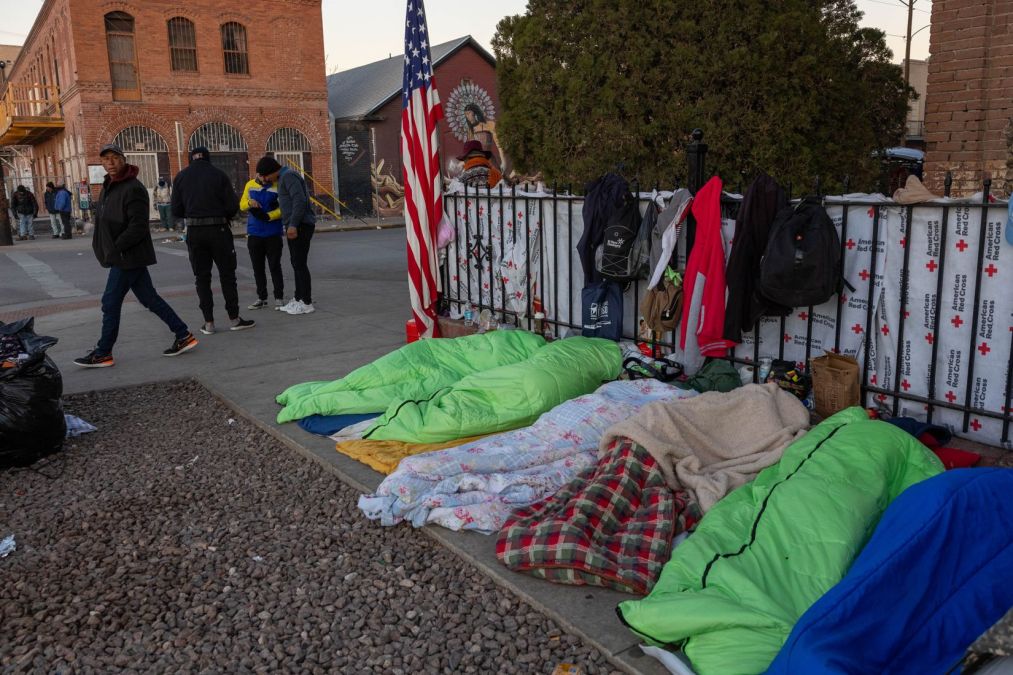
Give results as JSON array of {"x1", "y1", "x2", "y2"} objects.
[
  {"x1": 17, "y1": 214, "x2": 34, "y2": 236},
  {"x1": 97, "y1": 266, "x2": 189, "y2": 355},
  {"x1": 157, "y1": 203, "x2": 175, "y2": 231},
  {"x1": 49, "y1": 213, "x2": 62, "y2": 236}
]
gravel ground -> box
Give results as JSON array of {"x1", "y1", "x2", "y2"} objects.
[{"x1": 0, "y1": 380, "x2": 622, "y2": 674}]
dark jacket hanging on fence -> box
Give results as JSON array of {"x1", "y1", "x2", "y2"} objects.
[
  {"x1": 577, "y1": 173, "x2": 629, "y2": 285},
  {"x1": 722, "y1": 174, "x2": 789, "y2": 343}
]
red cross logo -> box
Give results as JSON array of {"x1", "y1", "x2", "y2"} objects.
[
  {"x1": 840, "y1": 295, "x2": 849, "y2": 304},
  {"x1": 783, "y1": 333, "x2": 792, "y2": 343},
  {"x1": 925, "y1": 333, "x2": 934, "y2": 345},
  {"x1": 899, "y1": 237, "x2": 906, "y2": 249},
  {"x1": 852, "y1": 323, "x2": 863, "y2": 334},
  {"x1": 979, "y1": 342, "x2": 991, "y2": 356},
  {"x1": 846, "y1": 239, "x2": 856, "y2": 250},
  {"x1": 871, "y1": 374, "x2": 878, "y2": 385},
  {"x1": 881, "y1": 324, "x2": 890, "y2": 336},
  {"x1": 985, "y1": 264, "x2": 998, "y2": 278},
  {"x1": 876, "y1": 393, "x2": 888, "y2": 403},
  {"x1": 798, "y1": 311, "x2": 809, "y2": 321},
  {"x1": 970, "y1": 419, "x2": 982, "y2": 432},
  {"x1": 867, "y1": 207, "x2": 876, "y2": 218},
  {"x1": 926, "y1": 259, "x2": 938, "y2": 272},
  {"x1": 945, "y1": 391, "x2": 957, "y2": 403},
  {"x1": 951, "y1": 315, "x2": 964, "y2": 328},
  {"x1": 956, "y1": 239, "x2": 968, "y2": 252},
  {"x1": 859, "y1": 269, "x2": 870, "y2": 281},
  {"x1": 901, "y1": 379, "x2": 911, "y2": 391}
]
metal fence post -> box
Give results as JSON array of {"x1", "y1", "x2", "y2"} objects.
[{"x1": 686, "y1": 128, "x2": 707, "y2": 254}]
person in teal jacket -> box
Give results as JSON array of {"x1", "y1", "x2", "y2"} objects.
[{"x1": 239, "y1": 174, "x2": 284, "y2": 309}]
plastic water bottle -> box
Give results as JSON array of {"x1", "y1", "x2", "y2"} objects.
[{"x1": 463, "y1": 304, "x2": 475, "y2": 326}]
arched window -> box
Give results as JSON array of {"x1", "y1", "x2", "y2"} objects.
[
  {"x1": 188, "y1": 122, "x2": 247, "y2": 153},
  {"x1": 220, "y1": 22, "x2": 249, "y2": 75},
  {"x1": 189, "y1": 122, "x2": 249, "y2": 190},
  {"x1": 114, "y1": 126, "x2": 168, "y2": 153},
  {"x1": 167, "y1": 17, "x2": 198, "y2": 72},
  {"x1": 267, "y1": 127, "x2": 312, "y2": 173},
  {"x1": 104, "y1": 11, "x2": 140, "y2": 101}
]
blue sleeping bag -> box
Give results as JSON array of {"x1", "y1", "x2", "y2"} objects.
[{"x1": 767, "y1": 468, "x2": 1013, "y2": 674}]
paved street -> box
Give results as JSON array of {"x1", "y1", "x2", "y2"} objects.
[{"x1": 0, "y1": 226, "x2": 668, "y2": 675}]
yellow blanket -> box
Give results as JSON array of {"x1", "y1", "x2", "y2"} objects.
[{"x1": 335, "y1": 436, "x2": 486, "y2": 474}]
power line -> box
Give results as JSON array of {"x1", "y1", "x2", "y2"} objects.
[{"x1": 862, "y1": 0, "x2": 931, "y2": 13}]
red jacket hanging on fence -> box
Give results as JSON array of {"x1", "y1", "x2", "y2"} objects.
[{"x1": 680, "y1": 176, "x2": 734, "y2": 358}]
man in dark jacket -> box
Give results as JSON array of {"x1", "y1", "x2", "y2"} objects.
[
  {"x1": 255, "y1": 156, "x2": 316, "y2": 315},
  {"x1": 74, "y1": 144, "x2": 198, "y2": 368},
  {"x1": 11, "y1": 185, "x2": 38, "y2": 240},
  {"x1": 172, "y1": 147, "x2": 254, "y2": 333}
]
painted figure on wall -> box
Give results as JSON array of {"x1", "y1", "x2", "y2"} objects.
[{"x1": 446, "y1": 81, "x2": 511, "y2": 177}]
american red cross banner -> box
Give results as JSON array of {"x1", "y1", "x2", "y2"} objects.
[{"x1": 401, "y1": 0, "x2": 443, "y2": 338}]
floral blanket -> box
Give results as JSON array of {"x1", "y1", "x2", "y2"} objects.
[
  {"x1": 357, "y1": 380, "x2": 697, "y2": 533},
  {"x1": 496, "y1": 438, "x2": 701, "y2": 595}
]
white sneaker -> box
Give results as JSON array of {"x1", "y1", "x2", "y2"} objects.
[
  {"x1": 289, "y1": 302, "x2": 315, "y2": 315},
  {"x1": 282, "y1": 300, "x2": 306, "y2": 314},
  {"x1": 276, "y1": 299, "x2": 297, "y2": 312}
]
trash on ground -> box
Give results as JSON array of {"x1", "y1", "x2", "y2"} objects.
[{"x1": 0, "y1": 535, "x2": 16, "y2": 558}]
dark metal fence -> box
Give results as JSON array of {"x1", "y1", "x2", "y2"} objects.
[{"x1": 441, "y1": 138, "x2": 1013, "y2": 447}]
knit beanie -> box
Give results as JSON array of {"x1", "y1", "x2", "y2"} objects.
[{"x1": 256, "y1": 156, "x2": 283, "y2": 175}]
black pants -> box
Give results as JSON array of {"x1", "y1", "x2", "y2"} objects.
[
  {"x1": 186, "y1": 225, "x2": 238, "y2": 323},
  {"x1": 288, "y1": 224, "x2": 314, "y2": 304},
  {"x1": 59, "y1": 212, "x2": 72, "y2": 239},
  {"x1": 248, "y1": 234, "x2": 284, "y2": 301}
]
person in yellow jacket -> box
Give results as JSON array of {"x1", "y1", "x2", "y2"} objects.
[{"x1": 239, "y1": 174, "x2": 285, "y2": 309}]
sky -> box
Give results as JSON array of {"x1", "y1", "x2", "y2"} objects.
[{"x1": 1, "y1": 0, "x2": 931, "y2": 73}]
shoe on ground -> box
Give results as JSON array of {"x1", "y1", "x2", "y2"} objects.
[
  {"x1": 230, "y1": 317, "x2": 256, "y2": 331},
  {"x1": 248, "y1": 298, "x2": 268, "y2": 310},
  {"x1": 28, "y1": 235, "x2": 35, "y2": 240},
  {"x1": 200, "y1": 322, "x2": 215, "y2": 335},
  {"x1": 276, "y1": 298, "x2": 297, "y2": 312},
  {"x1": 286, "y1": 302, "x2": 315, "y2": 315},
  {"x1": 163, "y1": 332, "x2": 198, "y2": 357},
  {"x1": 74, "y1": 350, "x2": 114, "y2": 368},
  {"x1": 281, "y1": 300, "x2": 305, "y2": 314},
  {"x1": 52, "y1": 234, "x2": 59, "y2": 239},
  {"x1": 273, "y1": 298, "x2": 285, "y2": 308}
]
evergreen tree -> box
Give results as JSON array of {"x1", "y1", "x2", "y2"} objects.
[{"x1": 492, "y1": 0, "x2": 912, "y2": 190}]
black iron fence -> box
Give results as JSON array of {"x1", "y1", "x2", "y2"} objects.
[{"x1": 441, "y1": 139, "x2": 1013, "y2": 448}]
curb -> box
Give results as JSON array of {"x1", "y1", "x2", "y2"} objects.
[{"x1": 149, "y1": 222, "x2": 406, "y2": 242}]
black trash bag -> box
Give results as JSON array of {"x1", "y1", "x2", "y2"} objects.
[{"x1": 0, "y1": 317, "x2": 66, "y2": 469}]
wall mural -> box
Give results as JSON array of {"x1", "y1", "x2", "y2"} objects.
[
  {"x1": 371, "y1": 158, "x2": 404, "y2": 218},
  {"x1": 445, "y1": 81, "x2": 510, "y2": 176}
]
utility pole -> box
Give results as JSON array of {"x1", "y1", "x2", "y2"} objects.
[
  {"x1": 0, "y1": 155, "x2": 11, "y2": 247},
  {"x1": 904, "y1": 0, "x2": 915, "y2": 91}
]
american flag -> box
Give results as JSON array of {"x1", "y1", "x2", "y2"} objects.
[{"x1": 401, "y1": 0, "x2": 443, "y2": 339}]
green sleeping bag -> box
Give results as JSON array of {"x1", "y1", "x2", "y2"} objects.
[
  {"x1": 275, "y1": 331, "x2": 546, "y2": 423},
  {"x1": 617, "y1": 407, "x2": 943, "y2": 675},
  {"x1": 362, "y1": 337, "x2": 622, "y2": 443}
]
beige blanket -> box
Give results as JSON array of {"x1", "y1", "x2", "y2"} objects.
[{"x1": 600, "y1": 383, "x2": 809, "y2": 512}]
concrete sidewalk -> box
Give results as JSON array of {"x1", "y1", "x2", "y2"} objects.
[{"x1": 16, "y1": 229, "x2": 667, "y2": 675}]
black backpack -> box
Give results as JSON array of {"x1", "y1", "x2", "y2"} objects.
[
  {"x1": 596, "y1": 191, "x2": 646, "y2": 281},
  {"x1": 759, "y1": 197, "x2": 843, "y2": 308}
]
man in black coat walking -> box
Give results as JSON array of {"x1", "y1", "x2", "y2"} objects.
[
  {"x1": 172, "y1": 147, "x2": 254, "y2": 334},
  {"x1": 74, "y1": 144, "x2": 198, "y2": 368}
]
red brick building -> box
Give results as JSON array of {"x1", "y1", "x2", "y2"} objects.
[
  {"x1": 328, "y1": 36, "x2": 498, "y2": 217},
  {"x1": 923, "y1": 0, "x2": 1013, "y2": 195},
  {"x1": 0, "y1": 0, "x2": 332, "y2": 216}
]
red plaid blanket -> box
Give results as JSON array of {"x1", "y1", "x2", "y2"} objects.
[{"x1": 496, "y1": 437, "x2": 701, "y2": 595}]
